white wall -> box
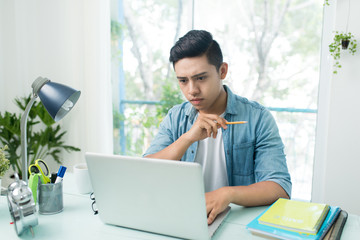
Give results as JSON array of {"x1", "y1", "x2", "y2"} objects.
[
  {"x1": 0, "y1": 0, "x2": 113, "y2": 175},
  {"x1": 313, "y1": 0, "x2": 360, "y2": 214}
]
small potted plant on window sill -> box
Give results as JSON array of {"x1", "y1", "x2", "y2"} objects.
[
  {"x1": 329, "y1": 31, "x2": 357, "y2": 74},
  {"x1": 0, "y1": 145, "x2": 10, "y2": 189}
]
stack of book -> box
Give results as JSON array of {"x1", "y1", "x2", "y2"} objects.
[{"x1": 246, "y1": 198, "x2": 348, "y2": 240}]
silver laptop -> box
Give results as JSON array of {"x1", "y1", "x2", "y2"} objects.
[{"x1": 85, "y1": 152, "x2": 231, "y2": 240}]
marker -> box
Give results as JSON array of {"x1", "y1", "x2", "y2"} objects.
[
  {"x1": 55, "y1": 166, "x2": 67, "y2": 183},
  {"x1": 51, "y1": 172, "x2": 58, "y2": 183}
]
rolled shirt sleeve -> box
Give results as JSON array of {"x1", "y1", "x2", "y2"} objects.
[{"x1": 253, "y1": 109, "x2": 292, "y2": 197}]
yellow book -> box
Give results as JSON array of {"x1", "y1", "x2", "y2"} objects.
[{"x1": 258, "y1": 198, "x2": 330, "y2": 235}]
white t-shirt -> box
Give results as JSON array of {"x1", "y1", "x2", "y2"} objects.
[{"x1": 194, "y1": 123, "x2": 229, "y2": 193}]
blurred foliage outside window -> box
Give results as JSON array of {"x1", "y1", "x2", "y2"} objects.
[{"x1": 110, "y1": 0, "x2": 323, "y2": 201}]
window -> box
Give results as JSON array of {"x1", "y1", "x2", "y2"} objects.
[{"x1": 111, "y1": 0, "x2": 324, "y2": 201}]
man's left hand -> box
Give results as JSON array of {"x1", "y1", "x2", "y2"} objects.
[{"x1": 205, "y1": 187, "x2": 232, "y2": 225}]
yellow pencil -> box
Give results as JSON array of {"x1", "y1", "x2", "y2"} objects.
[{"x1": 226, "y1": 121, "x2": 247, "y2": 125}]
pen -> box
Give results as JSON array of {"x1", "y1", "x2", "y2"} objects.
[
  {"x1": 51, "y1": 172, "x2": 58, "y2": 183},
  {"x1": 226, "y1": 121, "x2": 247, "y2": 125},
  {"x1": 55, "y1": 166, "x2": 67, "y2": 183}
]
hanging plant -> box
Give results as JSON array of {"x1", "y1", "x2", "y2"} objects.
[
  {"x1": 329, "y1": 31, "x2": 357, "y2": 74},
  {"x1": 324, "y1": 0, "x2": 330, "y2": 6}
]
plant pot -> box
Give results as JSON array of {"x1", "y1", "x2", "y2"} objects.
[
  {"x1": 0, "y1": 178, "x2": 4, "y2": 195},
  {"x1": 341, "y1": 39, "x2": 350, "y2": 49}
]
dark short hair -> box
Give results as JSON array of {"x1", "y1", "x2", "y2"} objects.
[{"x1": 169, "y1": 30, "x2": 223, "y2": 70}]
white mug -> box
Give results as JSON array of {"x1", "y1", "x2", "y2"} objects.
[{"x1": 73, "y1": 163, "x2": 92, "y2": 194}]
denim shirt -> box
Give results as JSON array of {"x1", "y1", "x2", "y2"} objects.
[{"x1": 144, "y1": 85, "x2": 292, "y2": 197}]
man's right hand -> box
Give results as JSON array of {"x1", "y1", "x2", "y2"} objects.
[
  {"x1": 185, "y1": 113, "x2": 228, "y2": 143},
  {"x1": 145, "y1": 113, "x2": 227, "y2": 161}
]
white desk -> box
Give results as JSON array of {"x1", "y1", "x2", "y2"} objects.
[{"x1": 1, "y1": 175, "x2": 360, "y2": 239}]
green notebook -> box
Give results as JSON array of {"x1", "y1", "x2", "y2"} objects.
[{"x1": 258, "y1": 198, "x2": 330, "y2": 235}]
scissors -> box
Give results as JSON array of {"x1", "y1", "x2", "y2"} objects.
[{"x1": 28, "y1": 159, "x2": 51, "y2": 184}]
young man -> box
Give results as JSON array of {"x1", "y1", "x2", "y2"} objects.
[{"x1": 144, "y1": 30, "x2": 291, "y2": 224}]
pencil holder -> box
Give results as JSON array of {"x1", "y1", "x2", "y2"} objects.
[{"x1": 38, "y1": 181, "x2": 63, "y2": 214}]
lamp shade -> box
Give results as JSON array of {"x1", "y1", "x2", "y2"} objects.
[{"x1": 37, "y1": 81, "x2": 81, "y2": 122}]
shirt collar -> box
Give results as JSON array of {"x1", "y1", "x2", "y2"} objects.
[{"x1": 223, "y1": 85, "x2": 237, "y2": 115}]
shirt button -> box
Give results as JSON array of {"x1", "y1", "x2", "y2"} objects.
[{"x1": 191, "y1": 150, "x2": 194, "y2": 154}]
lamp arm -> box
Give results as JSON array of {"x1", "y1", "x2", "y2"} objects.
[{"x1": 21, "y1": 95, "x2": 37, "y2": 182}]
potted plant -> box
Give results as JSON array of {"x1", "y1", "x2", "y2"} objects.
[
  {"x1": 329, "y1": 31, "x2": 357, "y2": 74},
  {"x1": 0, "y1": 145, "x2": 10, "y2": 188},
  {"x1": 0, "y1": 95, "x2": 81, "y2": 178}
]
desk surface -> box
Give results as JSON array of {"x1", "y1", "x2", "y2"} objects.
[{"x1": 1, "y1": 175, "x2": 360, "y2": 240}]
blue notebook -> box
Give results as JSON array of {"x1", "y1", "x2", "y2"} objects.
[{"x1": 246, "y1": 205, "x2": 341, "y2": 240}]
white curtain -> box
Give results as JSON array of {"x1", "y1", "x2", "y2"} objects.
[{"x1": 0, "y1": 0, "x2": 113, "y2": 172}]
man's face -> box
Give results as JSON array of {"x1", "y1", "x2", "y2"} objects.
[{"x1": 174, "y1": 55, "x2": 228, "y2": 114}]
